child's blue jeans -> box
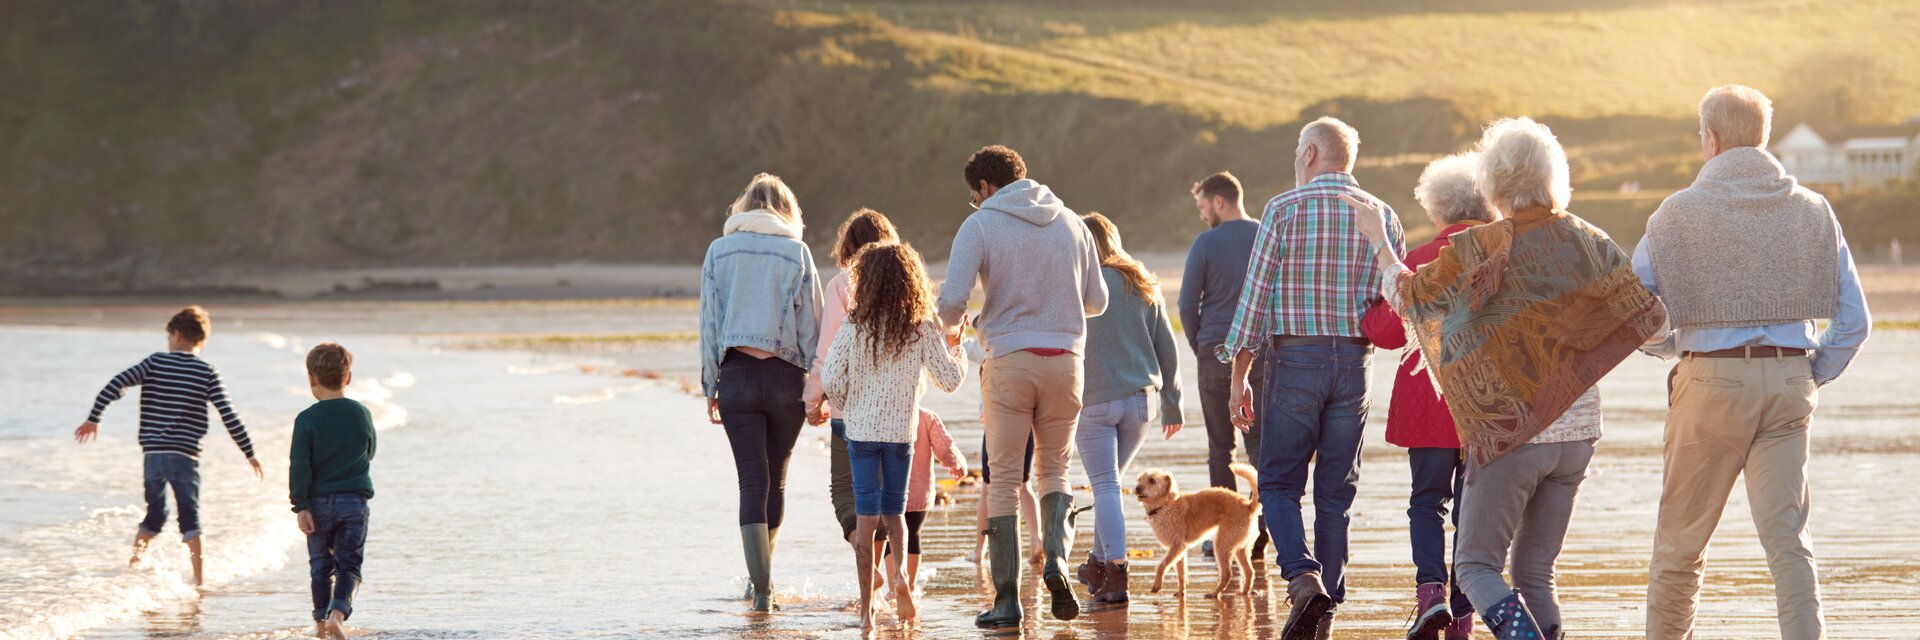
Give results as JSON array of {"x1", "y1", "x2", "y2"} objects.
[
  {"x1": 306, "y1": 493, "x2": 370, "y2": 622},
  {"x1": 847, "y1": 438, "x2": 911, "y2": 516},
  {"x1": 140, "y1": 453, "x2": 200, "y2": 540}
]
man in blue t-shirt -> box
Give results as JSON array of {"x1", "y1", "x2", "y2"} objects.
[{"x1": 1178, "y1": 171, "x2": 1267, "y2": 561}]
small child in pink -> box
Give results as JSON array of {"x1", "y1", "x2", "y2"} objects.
[{"x1": 884, "y1": 408, "x2": 966, "y2": 594}]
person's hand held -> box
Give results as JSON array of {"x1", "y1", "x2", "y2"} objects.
[
  {"x1": 1339, "y1": 194, "x2": 1389, "y2": 245},
  {"x1": 951, "y1": 465, "x2": 968, "y2": 481},
  {"x1": 1163, "y1": 423, "x2": 1183, "y2": 440},
  {"x1": 708, "y1": 398, "x2": 723, "y2": 425},
  {"x1": 296, "y1": 510, "x2": 315, "y2": 535},
  {"x1": 74, "y1": 422, "x2": 99, "y2": 444}
]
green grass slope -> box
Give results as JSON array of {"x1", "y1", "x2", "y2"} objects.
[{"x1": 0, "y1": 0, "x2": 1915, "y2": 293}]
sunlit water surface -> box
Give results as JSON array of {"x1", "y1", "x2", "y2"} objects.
[{"x1": 0, "y1": 305, "x2": 1915, "y2": 639}]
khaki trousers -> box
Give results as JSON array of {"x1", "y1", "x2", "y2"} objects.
[
  {"x1": 982, "y1": 350, "x2": 1083, "y2": 517},
  {"x1": 1647, "y1": 354, "x2": 1823, "y2": 640}
]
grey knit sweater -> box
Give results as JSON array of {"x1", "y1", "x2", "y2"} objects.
[
  {"x1": 1645, "y1": 147, "x2": 1838, "y2": 328},
  {"x1": 936, "y1": 179, "x2": 1109, "y2": 357},
  {"x1": 1083, "y1": 268, "x2": 1183, "y2": 425}
]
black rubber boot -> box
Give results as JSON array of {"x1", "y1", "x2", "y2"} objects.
[
  {"x1": 1040, "y1": 492, "x2": 1081, "y2": 621},
  {"x1": 974, "y1": 515, "x2": 1023, "y2": 628},
  {"x1": 1484, "y1": 590, "x2": 1545, "y2": 638},
  {"x1": 740, "y1": 524, "x2": 775, "y2": 612}
]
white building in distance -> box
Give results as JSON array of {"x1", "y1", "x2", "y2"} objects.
[{"x1": 1772, "y1": 121, "x2": 1920, "y2": 192}]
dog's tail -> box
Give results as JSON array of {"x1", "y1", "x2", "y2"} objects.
[{"x1": 1229, "y1": 463, "x2": 1260, "y2": 507}]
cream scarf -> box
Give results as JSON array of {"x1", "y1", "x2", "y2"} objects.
[{"x1": 723, "y1": 209, "x2": 803, "y2": 239}]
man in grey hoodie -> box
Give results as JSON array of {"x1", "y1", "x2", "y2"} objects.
[{"x1": 938, "y1": 145, "x2": 1107, "y2": 628}]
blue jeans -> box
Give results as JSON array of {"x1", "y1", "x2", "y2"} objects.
[
  {"x1": 1408, "y1": 447, "x2": 1472, "y2": 617},
  {"x1": 1075, "y1": 392, "x2": 1151, "y2": 562},
  {"x1": 1257, "y1": 342, "x2": 1371, "y2": 603},
  {"x1": 306, "y1": 493, "x2": 370, "y2": 621},
  {"x1": 140, "y1": 453, "x2": 201, "y2": 540},
  {"x1": 847, "y1": 438, "x2": 911, "y2": 516}
]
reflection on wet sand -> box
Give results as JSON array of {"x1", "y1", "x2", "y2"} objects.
[{"x1": 139, "y1": 597, "x2": 202, "y2": 639}]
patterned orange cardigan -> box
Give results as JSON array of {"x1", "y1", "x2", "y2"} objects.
[{"x1": 1390, "y1": 206, "x2": 1666, "y2": 469}]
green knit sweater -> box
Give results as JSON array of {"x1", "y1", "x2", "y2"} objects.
[
  {"x1": 289, "y1": 398, "x2": 377, "y2": 512},
  {"x1": 1083, "y1": 268, "x2": 1184, "y2": 425}
]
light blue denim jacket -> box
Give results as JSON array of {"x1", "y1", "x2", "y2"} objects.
[{"x1": 698, "y1": 228, "x2": 824, "y2": 398}]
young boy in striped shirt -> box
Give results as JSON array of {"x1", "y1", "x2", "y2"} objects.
[{"x1": 73, "y1": 305, "x2": 264, "y2": 586}]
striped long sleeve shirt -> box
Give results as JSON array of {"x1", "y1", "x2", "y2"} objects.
[
  {"x1": 1217, "y1": 172, "x2": 1407, "y2": 362},
  {"x1": 88, "y1": 352, "x2": 256, "y2": 460}
]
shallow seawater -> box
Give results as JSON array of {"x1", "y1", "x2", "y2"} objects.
[{"x1": 0, "y1": 304, "x2": 1916, "y2": 639}]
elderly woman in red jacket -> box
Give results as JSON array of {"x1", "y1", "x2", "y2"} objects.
[{"x1": 1359, "y1": 152, "x2": 1495, "y2": 640}]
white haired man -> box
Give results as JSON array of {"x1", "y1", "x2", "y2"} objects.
[
  {"x1": 1639, "y1": 85, "x2": 1870, "y2": 640},
  {"x1": 1220, "y1": 117, "x2": 1405, "y2": 640}
]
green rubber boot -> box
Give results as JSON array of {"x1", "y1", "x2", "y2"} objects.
[
  {"x1": 974, "y1": 515, "x2": 1023, "y2": 628},
  {"x1": 740, "y1": 524, "x2": 775, "y2": 612},
  {"x1": 1040, "y1": 492, "x2": 1081, "y2": 621}
]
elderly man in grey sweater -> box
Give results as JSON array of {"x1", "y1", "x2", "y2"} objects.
[
  {"x1": 938, "y1": 145, "x2": 1107, "y2": 628},
  {"x1": 1638, "y1": 85, "x2": 1870, "y2": 640}
]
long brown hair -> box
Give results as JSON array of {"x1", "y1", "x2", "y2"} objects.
[
  {"x1": 848, "y1": 243, "x2": 935, "y2": 362},
  {"x1": 1082, "y1": 212, "x2": 1160, "y2": 306},
  {"x1": 831, "y1": 208, "x2": 899, "y2": 269}
]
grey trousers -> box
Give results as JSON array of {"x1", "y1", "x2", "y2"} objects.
[{"x1": 1455, "y1": 438, "x2": 1594, "y2": 631}]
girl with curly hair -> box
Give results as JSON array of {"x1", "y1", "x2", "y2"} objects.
[{"x1": 822, "y1": 242, "x2": 968, "y2": 630}]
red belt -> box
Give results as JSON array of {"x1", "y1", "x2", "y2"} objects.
[{"x1": 1684, "y1": 346, "x2": 1808, "y2": 359}]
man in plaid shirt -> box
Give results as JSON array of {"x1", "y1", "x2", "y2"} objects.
[{"x1": 1219, "y1": 117, "x2": 1405, "y2": 640}]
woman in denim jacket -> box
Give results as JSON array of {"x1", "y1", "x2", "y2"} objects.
[{"x1": 699, "y1": 173, "x2": 825, "y2": 612}]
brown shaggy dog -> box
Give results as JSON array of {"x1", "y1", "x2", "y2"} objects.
[{"x1": 1134, "y1": 463, "x2": 1262, "y2": 598}]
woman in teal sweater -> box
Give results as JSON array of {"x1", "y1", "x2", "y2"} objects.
[{"x1": 1072, "y1": 213, "x2": 1184, "y2": 605}]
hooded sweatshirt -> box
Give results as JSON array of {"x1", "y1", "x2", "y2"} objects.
[{"x1": 937, "y1": 179, "x2": 1107, "y2": 357}]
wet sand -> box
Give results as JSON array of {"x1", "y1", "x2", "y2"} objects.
[
  {"x1": 3, "y1": 302, "x2": 1915, "y2": 639},
  {"x1": 54, "y1": 259, "x2": 1920, "y2": 318}
]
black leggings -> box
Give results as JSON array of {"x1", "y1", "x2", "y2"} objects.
[
  {"x1": 717, "y1": 350, "x2": 808, "y2": 527},
  {"x1": 885, "y1": 510, "x2": 928, "y2": 557}
]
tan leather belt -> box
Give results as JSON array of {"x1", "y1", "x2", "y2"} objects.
[{"x1": 1684, "y1": 346, "x2": 1808, "y2": 359}]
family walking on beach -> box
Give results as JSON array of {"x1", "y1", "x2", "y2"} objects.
[{"x1": 698, "y1": 84, "x2": 1869, "y2": 640}]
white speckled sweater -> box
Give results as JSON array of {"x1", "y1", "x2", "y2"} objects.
[{"x1": 822, "y1": 320, "x2": 968, "y2": 443}]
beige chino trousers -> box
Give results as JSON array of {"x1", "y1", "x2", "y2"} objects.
[
  {"x1": 1647, "y1": 354, "x2": 1824, "y2": 640},
  {"x1": 982, "y1": 350, "x2": 1083, "y2": 517}
]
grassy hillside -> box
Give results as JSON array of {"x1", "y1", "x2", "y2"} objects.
[
  {"x1": 0, "y1": 0, "x2": 1915, "y2": 293},
  {"x1": 793, "y1": 0, "x2": 1920, "y2": 125}
]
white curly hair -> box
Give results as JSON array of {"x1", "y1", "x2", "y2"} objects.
[
  {"x1": 1474, "y1": 117, "x2": 1572, "y2": 214},
  {"x1": 1414, "y1": 152, "x2": 1495, "y2": 226}
]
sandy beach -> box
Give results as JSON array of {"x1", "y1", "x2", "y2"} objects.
[
  {"x1": 0, "y1": 299, "x2": 1914, "y2": 639},
  {"x1": 155, "y1": 258, "x2": 1920, "y2": 322}
]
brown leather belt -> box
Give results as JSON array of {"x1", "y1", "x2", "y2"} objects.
[
  {"x1": 1683, "y1": 346, "x2": 1808, "y2": 359},
  {"x1": 1269, "y1": 335, "x2": 1370, "y2": 348}
]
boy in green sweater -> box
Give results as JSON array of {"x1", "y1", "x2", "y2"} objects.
[{"x1": 290, "y1": 342, "x2": 376, "y2": 640}]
